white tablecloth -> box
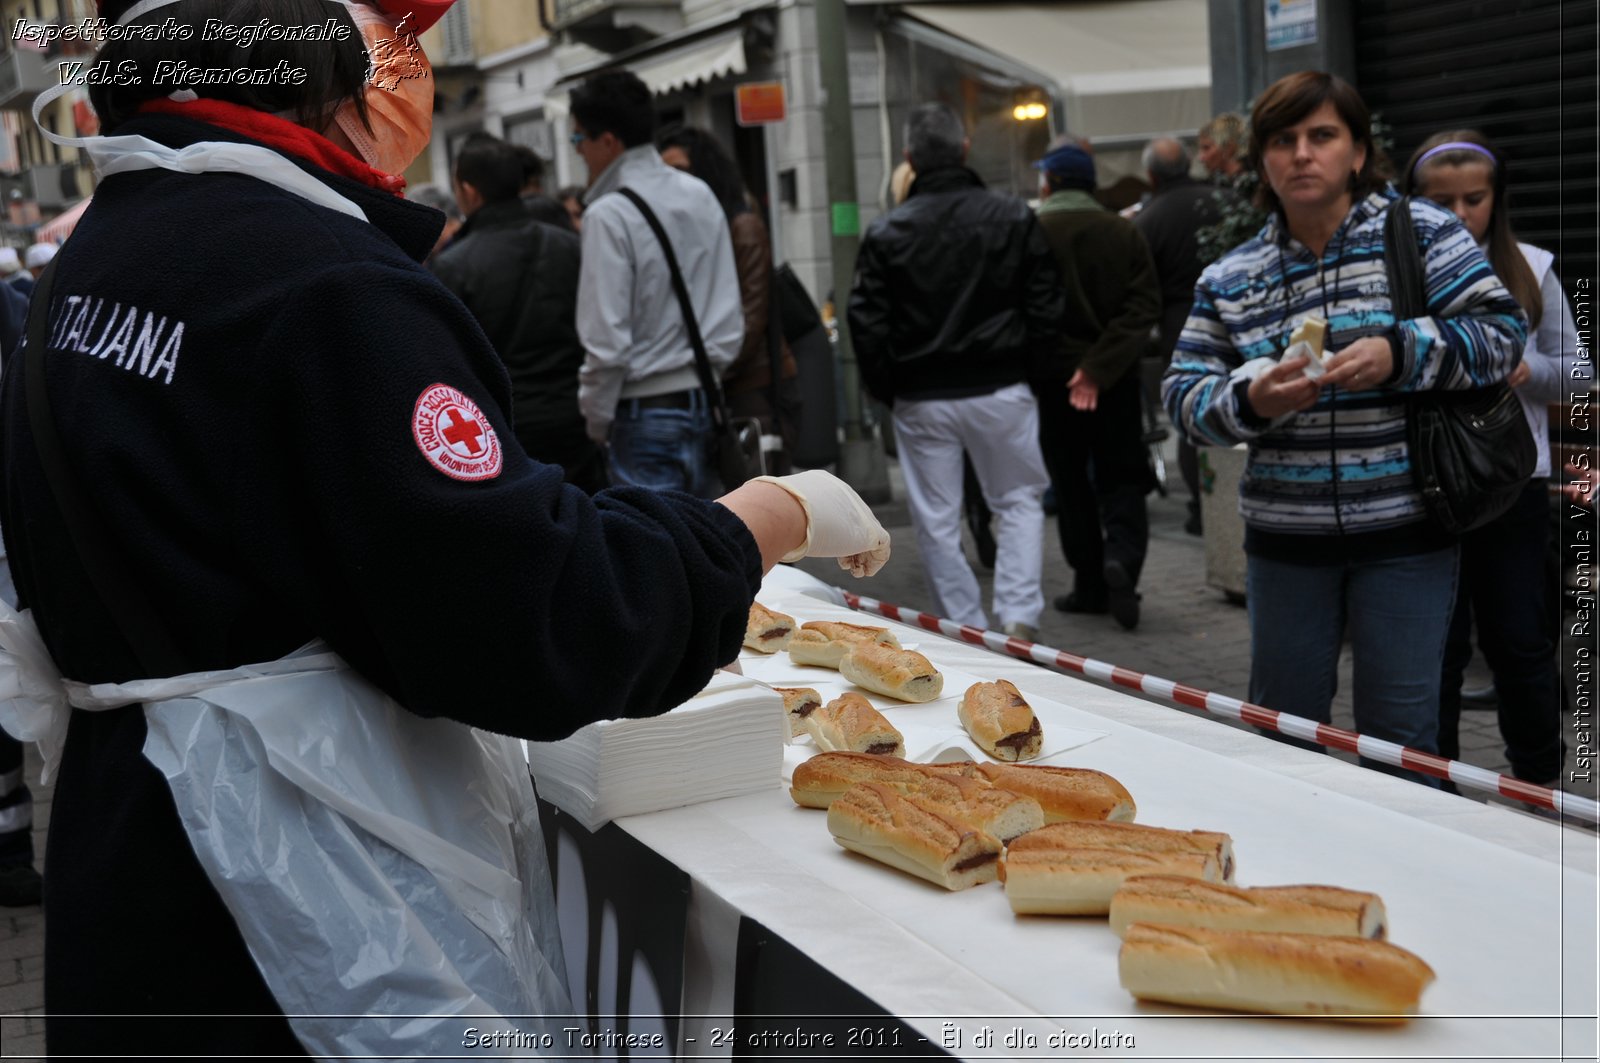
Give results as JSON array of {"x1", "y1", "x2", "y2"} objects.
[{"x1": 609, "y1": 576, "x2": 1599, "y2": 1061}]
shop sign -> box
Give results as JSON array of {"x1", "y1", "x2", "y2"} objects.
[
  {"x1": 1265, "y1": 0, "x2": 1318, "y2": 51},
  {"x1": 736, "y1": 82, "x2": 787, "y2": 126}
]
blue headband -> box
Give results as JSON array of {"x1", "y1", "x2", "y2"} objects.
[{"x1": 1414, "y1": 141, "x2": 1497, "y2": 172}]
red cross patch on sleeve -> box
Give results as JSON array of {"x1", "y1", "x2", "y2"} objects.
[{"x1": 411, "y1": 383, "x2": 504, "y2": 481}]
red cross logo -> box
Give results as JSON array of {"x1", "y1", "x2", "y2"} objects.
[
  {"x1": 440, "y1": 406, "x2": 487, "y2": 458},
  {"x1": 412, "y1": 383, "x2": 503, "y2": 482}
]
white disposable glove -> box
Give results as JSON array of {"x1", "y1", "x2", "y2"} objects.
[{"x1": 754, "y1": 470, "x2": 891, "y2": 578}]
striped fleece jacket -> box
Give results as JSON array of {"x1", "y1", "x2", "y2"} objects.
[{"x1": 1162, "y1": 188, "x2": 1528, "y2": 562}]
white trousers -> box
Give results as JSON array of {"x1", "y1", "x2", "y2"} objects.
[{"x1": 892, "y1": 383, "x2": 1049, "y2": 629}]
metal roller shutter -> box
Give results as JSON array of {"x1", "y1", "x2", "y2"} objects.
[{"x1": 1354, "y1": 0, "x2": 1596, "y2": 346}]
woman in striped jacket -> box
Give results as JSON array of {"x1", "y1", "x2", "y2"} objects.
[{"x1": 1162, "y1": 72, "x2": 1528, "y2": 782}]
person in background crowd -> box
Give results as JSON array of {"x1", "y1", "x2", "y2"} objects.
[
  {"x1": 0, "y1": 2, "x2": 888, "y2": 1054},
  {"x1": 0, "y1": 248, "x2": 23, "y2": 288},
  {"x1": 558, "y1": 184, "x2": 586, "y2": 231},
  {"x1": 850, "y1": 102, "x2": 1063, "y2": 642},
  {"x1": 404, "y1": 182, "x2": 462, "y2": 262},
  {"x1": 1134, "y1": 136, "x2": 1227, "y2": 537},
  {"x1": 1163, "y1": 71, "x2": 1527, "y2": 783},
  {"x1": 657, "y1": 124, "x2": 801, "y2": 471},
  {"x1": 1197, "y1": 112, "x2": 1246, "y2": 180},
  {"x1": 431, "y1": 134, "x2": 605, "y2": 492},
  {"x1": 1405, "y1": 129, "x2": 1573, "y2": 786},
  {"x1": 511, "y1": 141, "x2": 576, "y2": 233},
  {"x1": 1032, "y1": 141, "x2": 1161, "y2": 630},
  {"x1": 570, "y1": 71, "x2": 743, "y2": 496},
  {"x1": 9, "y1": 245, "x2": 52, "y2": 297},
  {"x1": 0, "y1": 274, "x2": 39, "y2": 910}
]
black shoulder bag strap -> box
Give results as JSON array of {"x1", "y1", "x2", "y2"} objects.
[
  {"x1": 614, "y1": 186, "x2": 733, "y2": 433},
  {"x1": 22, "y1": 261, "x2": 187, "y2": 678},
  {"x1": 1383, "y1": 195, "x2": 1427, "y2": 319}
]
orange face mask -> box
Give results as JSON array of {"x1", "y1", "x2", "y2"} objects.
[{"x1": 333, "y1": 3, "x2": 434, "y2": 178}]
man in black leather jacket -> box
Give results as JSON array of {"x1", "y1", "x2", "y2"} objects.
[
  {"x1": 849, "y1": 103, "x2": 1064, "y2": 640},
  {"x1": 432, "y1": 134, "x2": 605, "y2": 492}
]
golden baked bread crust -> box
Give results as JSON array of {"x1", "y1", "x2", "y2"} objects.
[
  {"x1": 1110, "y1": 876, "x2": 1386, "y2": 939},
  {"x1": 958, "y1": 680, "x2": 1043, "y2": 761},
  {"x1": 803, "y1": 693, "x2": 905, "y2": 757},
  {"x1": 826, "y1": 782, "x2": 1003, "y2": 890},
  {"x1": 744, "y1": 602, "x2": 796, "y2": 652},
  {"x1": 839, "y1": 642, "x2": 944, "y2": 702},
  {"x1": 974, "y1": 763, "x2": 1136, "y2": 823}
]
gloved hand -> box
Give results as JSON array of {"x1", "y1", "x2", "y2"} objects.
[{"x1": 753, "y1": 470, "x2": 891, "y2": 578}]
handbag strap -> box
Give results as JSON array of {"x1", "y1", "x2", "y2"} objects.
[
  {"x1": 22, "y1": 261, "x2": 188, "y2": 677},
  {"x1": 615, "y1": 186, "x2": 732, "y2": 431},
  {"x1": 1383, "y1": 196, "x2": 1428, "y2": 321}
]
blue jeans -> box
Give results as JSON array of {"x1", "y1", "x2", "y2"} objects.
[
  {"x1": 607, "y1": 394, "x2": 719, "y2": 499},
  {"x1": 1247, "y1": 547, "x2": 1459, "y2": 785}
]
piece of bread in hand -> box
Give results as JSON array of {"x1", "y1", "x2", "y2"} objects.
[
  {"x1": 959, "y1": 680, "x2": 1043, "y2": 761},
  {"x1": 787, "y1": 622, "x2": 900, "y2": 669},
  {"x1": 974, "y1": 763, "x2": 1136, "y2": 823},
  {"x1": 802, "y1": 692, "x2": 905, "y2": 757},
  {"x1": 1109, "y1": 876, "x2": 1386, "y2": 940},
  {"x1": 1002, "y1": 845, "x2": 1220, "y2": 915},
  {"x1": 773, "y1": 686, "x2": 823, "y2": 741},
  {"x1": 905, "y1": 773, "x2": 1044, "y2": 844},
  {"x1": 744, "y1": 602, "x2": 796, "y2": 652},
  {"x1": 839, "y1": 642, "x2": 944, "y2": 702},
  {"x1": 789, "y1": 751, "x2": 945, "y2": 809},
  {"x1": 827, "y1": 782, "x2": 1003, "y2": 890},
  {"x1": 1289, "y1": 315, "x2": 1328, "y2": 357},
  {"x1": 1118, "y1": 923, "x2": 1434, "y2": 1021},
  {"x1": 1017, "y1": 821, "x2": 1235, "y2": 882}
]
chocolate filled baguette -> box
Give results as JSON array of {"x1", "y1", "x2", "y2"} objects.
[
  {"x1": 1118, "y1": 923, "x2": 1434, "y2": 1021},
  {"x1": 826, "y1": 782, "x2": 1003, "y2": 890},
  {"x1": 789, "y1": 751, "x2": 951, "y2": 809},
  {"x1": 1017, "y1": 821, "x2": 1235, "y2": 882},
  {"x1": 773, "y1": 686, "x2": 823, "y2": 740},
  {"x1": 1002, "y1": 846, "x2": 1220, "y2": 915},
  {"x1": 1110, "y1": 877, "x2": 1386, "y2": 940},
  {"x1": 973, "y1": 763, "x2": 1136, "y2": 823},
  {"x1": 744, "y1": 602, "x2": 796, "y2": 652},
  {"x1": 802, "y1": 693, "x2": 905, "y2": 757},
  {"x1": 839, "y1": 642, "x2": 944, "y2": 702},
  {"x1": 787, "y1": 622, "x2": 900, "y2": 669},
  {"x1": 959, "y1": 680, "x2": 1042, "y2": 761},
  {"x1": 906, "y1": 773, "x2": 1044, "y2": 844}
]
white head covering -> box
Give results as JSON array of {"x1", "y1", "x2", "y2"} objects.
[
  {"x1": 0, "y1": 247, "x2": 20, "y2": 274},
  {"x1": 24, "y1": 243, "x2": 57, "y2": 269}
]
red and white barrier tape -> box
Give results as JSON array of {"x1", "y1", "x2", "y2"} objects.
[{"x1": 842, "y1": 592, "x2": 1599, "y2": 826}]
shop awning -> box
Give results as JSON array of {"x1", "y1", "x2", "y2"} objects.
[
  {"x1": 37, "y1": 196, "x2": 90, "y2": 244},
  {"x1": 897, "y1": 1, "x2": 1211, "y2": 140},
  {"x1": 549, "y1": 19, "x2": 749, "y2": 118}
]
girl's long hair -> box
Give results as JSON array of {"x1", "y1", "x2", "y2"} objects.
[{"x1": 1402, "y1": 129, "x2": 1542, "y2": 330}]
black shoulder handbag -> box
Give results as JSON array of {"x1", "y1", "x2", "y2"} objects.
[
  {"x1": 1386, "y1": 196, "x2": 1534, "y2": 535},
  {"x1": 616, "y1": 187, "x2": 759, "y2": 490}
]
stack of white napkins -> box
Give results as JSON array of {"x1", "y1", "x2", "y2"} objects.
[{"x1": 524, "y1": 670, "x2": 785, "y2": 831}]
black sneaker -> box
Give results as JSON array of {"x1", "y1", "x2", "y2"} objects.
[
  {"x1": 1105, "y1": 560, "x2": 1141, "y2": 630},
  {"x1": 1054, "y1": 591, "x2": 1108, "y2": 614},
  {"x1": 0, "y1": 864, "x2": 42, "y2": 907}
]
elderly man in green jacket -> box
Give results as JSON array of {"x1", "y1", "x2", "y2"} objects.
[{"x1": 1032, "y1": 141, "x2": 1161, "y2": 630}]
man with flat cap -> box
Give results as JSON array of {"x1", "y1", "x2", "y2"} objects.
[{"x1": 1031, "y1": 139, "x2": 1160, "y2": 630}]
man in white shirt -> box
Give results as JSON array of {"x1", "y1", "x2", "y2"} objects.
[{"x1": 571, "y1": 71, "x2": 743, "y2": 497}]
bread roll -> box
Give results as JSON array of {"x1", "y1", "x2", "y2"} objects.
[
  {"x1": 1110, "y1": 877, "x2": 1386, "y2": 940},
  {"x1": 1002, "y1": 847, "x2": 1219, "y2": 915},
  {"x1": 773, "y1": 686, "x2": 823, "y2": 741},
  {"x1": 1017, "y1": 821, "x2": 1235, "y2": 882},
  {"x1": 974, "y1": 763, "x2": 1136, "y2": 823},
  {"x1": 789, "y1": 751, "x2": 949, "y2": 809},
  {"x1": 1119, "y1": 923, "x2": 1434, "y2": 1021},
  {"x1": 1290, "y1": 315, "x2": 1328, "y2": 356},
  {"x1": 744, "y1": 602, "x2": 796, "y2": 652},
  {"x1": 802, "y1": 693, "x2": 905, "y2": 757},
  {"x1": 826, "y1": 782, "x2": 1003, "y2": 890},
  {"x1": 958, "y1": 680, "x2": 1043, "y2": 761},
  {"x1": 907, "y1": 773, "x2": 1044, "y2": 844},
  {"x1": 787, "y1": 622, "x2": 900, "y2": 669},
  {"x1": 839, "y1": 642, "x2": 944, "y2": 702}
]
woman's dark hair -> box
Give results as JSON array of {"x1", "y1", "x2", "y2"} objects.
[
  {"x1": 1403, "y1": 129, "x2": 1542, "y2": 330},
  {"x1": 569, "y1": 71, "x2": 655, "y2": 148},
  {"x1": 1247, "y1": 70, "x2": 1392, "y2": 215},
  {"x1": 90, "y1": 0, "x2": 370, "y2": 135},
  {"x1": 655, "y1": 124, "x2": 748, "y2": 219}
]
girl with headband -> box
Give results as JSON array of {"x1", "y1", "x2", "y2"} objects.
[
  {"x1": 0, "y1": 0, "x2": 889, "y2": 1056},
  {"x1": 1163, "y1": 72, "x2": 1527, "y2": 783},
  {"x1": 1404, "y1": 130, "x2": 1574, "y2": 789}
]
